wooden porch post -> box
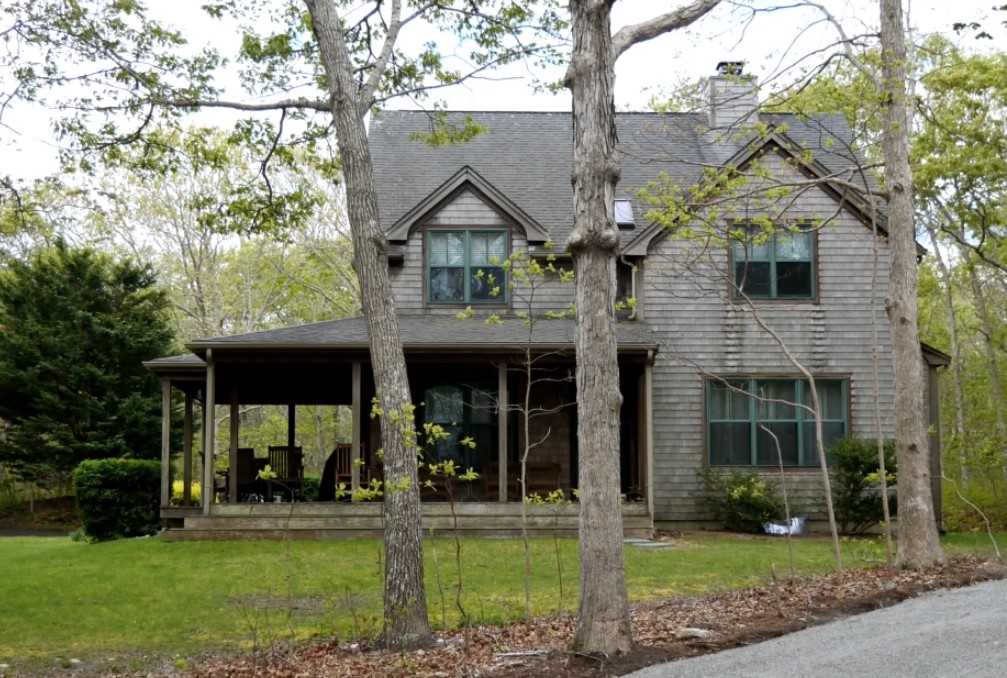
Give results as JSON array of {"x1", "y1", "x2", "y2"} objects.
[
  {"x1": 228, "y1": 385, "x2": 239, "y2": 503},
  {"x1": 183, "y1": 393, "x2": 193, "y2": 506},
  {"x1": 497, "y1": 362, "x2": 508, "y2": 502},
  {"x1": 202, "y1": 348, "x2": 216, "y2": 516},
  {"x1": 160, "y1": 381, "x2": 171, "y2": 509},
  {"x1": 644, "y1": 350, "x2": 655, "y2": 518},
  {"x1": 287, "y1": 403, "x2": 296, "y2": 449},
  {"x1": 352, "y1": 362, "x2": 362, "y2": 490}
]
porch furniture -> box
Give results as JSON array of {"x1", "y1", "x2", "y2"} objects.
[
  {"x1": 267, "y1": 445, "x2": 304, "y2": 501},
  {"x1": 333, "y1": 443, "x2": 370, "y2": 492},
  {"x1": 484, "y1": 461, "x2": 562, "y2": 501},
  {"x1": 235, "y1": 447, "x2": 267, "y2": 500}
]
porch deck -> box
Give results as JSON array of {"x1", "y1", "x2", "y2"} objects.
[{"x1": 159, "y1": 502, "x2": 653, "y2": 541}]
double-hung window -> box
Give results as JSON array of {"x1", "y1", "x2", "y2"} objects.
[
  {"x1": 732, "y1": 224, "x2": 814, "y2": 299},
  {"x1": 707, "y1": 377, "x2": 846, "y2": 466},
  {"x1": 427, "y1": 229, "x2": 507, "y2": 304}
]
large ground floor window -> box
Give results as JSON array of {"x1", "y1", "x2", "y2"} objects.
[{"x1": 707, "y1": 377, "x2": 847, "y2": 467}]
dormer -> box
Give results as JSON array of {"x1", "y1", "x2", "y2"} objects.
[{"x1": 384, "y1": 166, "x2": 552, "y2": 310}]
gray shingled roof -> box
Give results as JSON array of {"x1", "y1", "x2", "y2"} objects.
[
  {"x1": 186, "y1": 315, "x2": 658, "y2": 353},
  {"x1": 370, "y1": 110, "x2": 868, "y2": 249}
]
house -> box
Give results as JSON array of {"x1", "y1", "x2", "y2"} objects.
[{"x1": 147, "y1": 63, "x2": 947, "y2": 539}]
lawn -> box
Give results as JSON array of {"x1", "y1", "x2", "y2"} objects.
[{"x1": 0, "y1": 531, "x2": 1001, "y2": 670}]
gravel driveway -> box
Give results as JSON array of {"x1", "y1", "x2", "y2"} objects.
[{"x1": 628, "y1": 579, "x2": 1007, "y2": 678}]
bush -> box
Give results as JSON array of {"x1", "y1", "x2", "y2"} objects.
[
  {"x1": 830, "y1": 437, "x2": 896, "y2": 534},
  {"x1": 701, "y1": 468, "x2": 786, "y2": 532},
  {"x1": 73, "y1": 459, "x2": 161, "y2": 542},
  {"x1": 302, "y1": 473, "x2": 321, "y2": 502},
  {"x1": 170, "y1": 479, "x2": 201, "y2": 505}
]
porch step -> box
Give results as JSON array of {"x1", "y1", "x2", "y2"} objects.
[{"x1": 160, "y1": 502, "x2": 653, "y2": 541}]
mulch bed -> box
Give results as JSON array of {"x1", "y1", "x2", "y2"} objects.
[{"x1": 176, "y1": 551, "x2": 1006, "y2": 678}]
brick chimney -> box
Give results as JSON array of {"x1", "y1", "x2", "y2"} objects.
[{"x1": 707, "y1": 61, "x2": 759, "y2": 130}]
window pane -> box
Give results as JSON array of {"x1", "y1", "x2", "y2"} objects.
[
  {"x1": 469, "y1": 389, "x2": 495, "y2": 424},
  {"x1": 430, "y1": 267, "x2": 464, "y2": 301},
  {"x1": 468, "y1": 424, "x2": 495, "y2": 468},
  {"x1": 776, "y1": 261, "x2": 813, "y2": 297},
  {"x1": 429, "y1": 425, "x2": 464, "y2": 464},
  {"x1": 426, "y1": 386, "x2": 464, "y2": 423},
  {"x1": 755, "y1": 380, "x2": 796, "y2": 420},
  {"x1": 733, "y1": 238, "x2": 771, "y2": 262},
  {"x1": 802, "y1": 421, "x2": 845, "y2": 466},
  {"x1": 429, "y1": 232, "x2": 465, "y2": 266},
  {"x1": 710, "y1": 422, "x2": 751, "y2": 465},
  {"x1": 735, "y1": 261, "x2": 771, "y2": 297},
  {"x1": 470, "y1": 232, "x2": 506, "y2": 264},
  {"x1": 775, "y1": 230, "x2": 812, "y2": 261},
  {"x1": 470, "y1": 266, "x2": 505, "y2": 301},
  {"x1": 757, "y1": 422, "x2": 798, "y2": 465},
  {"x1": 709, "y1": 380, "x2": 749, "y2": 420},
  {"x1": 808, "y1": 380, "x2": 844, "y2": 420}
]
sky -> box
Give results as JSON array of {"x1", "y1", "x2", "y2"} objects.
[{"x1": 2, "y1": 0, "x2": 1003, "y2": 180}]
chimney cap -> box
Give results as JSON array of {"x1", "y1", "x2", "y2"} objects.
[{"x1": 716, "y1": 61, "x2": 745, "y2": 76}]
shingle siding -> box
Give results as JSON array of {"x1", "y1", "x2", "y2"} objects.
[{"x1": 644, "y1": 161, "x2": 895, "y2": 522}]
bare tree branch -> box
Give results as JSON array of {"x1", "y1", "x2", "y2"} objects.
[{"x1": 611, "y1": 0, "x2": 721, "y2": 59}]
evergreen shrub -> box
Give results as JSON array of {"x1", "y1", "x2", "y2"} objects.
[
  {"x1": 73, "y1": 459, "x2": 161, "y2": 541},
  {"x1": 830, "y1": 437, "x2": 897, "y2": 534}
]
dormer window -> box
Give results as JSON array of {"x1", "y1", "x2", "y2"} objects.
[{"x1": 427, "y1": 229, "x2": 507, "y2": 304}]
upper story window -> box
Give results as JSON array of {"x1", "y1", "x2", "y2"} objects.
[
  {"x1": 732, "y1": 224, "x2": 814, "y2": 299},
  {"x1": 427, "y1": 229, "x2": 507, "y2": 304}
]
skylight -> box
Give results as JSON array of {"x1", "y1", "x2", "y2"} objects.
[{"x1": 614, "y1": 199, "x2": 635, "y2": 228}]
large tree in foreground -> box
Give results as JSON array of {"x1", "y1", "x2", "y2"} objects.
[
  {"x1": 1, "y1": 0, "x2": 563, "y2": 649},
  {"x1": 879, "y1": 0, "x2": 945, "y2": 569},
  {"x1": 0, "y1": 242, "x2": 174, "y2": 489},
  {"x1": 563, "y1": 0, "x2": 721, "y2": 654}
]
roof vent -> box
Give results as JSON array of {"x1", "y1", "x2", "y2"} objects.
[{"x1": 614, "y1": 199, "x2": 635, "y2": 229}]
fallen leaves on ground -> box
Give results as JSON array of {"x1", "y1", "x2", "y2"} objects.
[{"x1": 176, "y1": 551, "x2": 1005, "y2": 678}]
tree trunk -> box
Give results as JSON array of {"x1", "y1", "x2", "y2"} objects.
[
  {"x1": 879, "y1": 0, "x2": 945, "y2": 569},
  {"x1": 305, "y1": 0, "x2": 431, "y2": 649},
  {"x1": 565, "y1": 0, "x2": 632, "y2": 655},
  {"x1": 922, "y1": 220, "x2": 966, "y2": 483},
  {"x1": 963, "y1": 250, "x2": 1007, "y2": 440}
]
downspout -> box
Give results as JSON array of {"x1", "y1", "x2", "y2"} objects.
[{"x1": 619, "y1": 254, "x2": 638, "y2": 321}]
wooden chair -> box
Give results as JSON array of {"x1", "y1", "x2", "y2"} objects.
[
  {"x1": 267, "y1": 445, "x2": 304, "y2": 501},
  {"x1": 235, "y1": 448, "x2": 267, "y2": 500},
  {"x1": 333, "y1": 443, "x2": 369, "y2": 491}
]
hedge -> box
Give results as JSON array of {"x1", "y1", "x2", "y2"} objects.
[{"x1": 73, "y1": 459, "x2": 161, "y2": 542}]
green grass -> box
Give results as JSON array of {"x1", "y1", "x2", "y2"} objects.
[{"x1": 1, "y1": 531, "x2": 1002, "y2": 669}]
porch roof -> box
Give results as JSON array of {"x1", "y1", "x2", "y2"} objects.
[
  {"x1": 146, "y1": 314, "x2": 659, "y2": 371},
  {"x1": 187, "y1": 314, "x2": 656, "y2": 354}
]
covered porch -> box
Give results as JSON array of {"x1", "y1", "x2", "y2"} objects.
[{"x1": 145, "y1": 315, "x2": 658, "y2": 539}]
